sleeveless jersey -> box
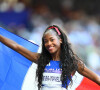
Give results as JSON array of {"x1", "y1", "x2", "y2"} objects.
[{"x1": 42, "y1": 60, "x2": 70, "y2": 90}]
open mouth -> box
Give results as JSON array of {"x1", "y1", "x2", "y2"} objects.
[{"x1": 48, "y1": 46, "x2": 54, "y2": 51}]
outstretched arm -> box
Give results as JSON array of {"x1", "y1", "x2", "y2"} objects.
[
  {"x1": 0, "y1": 35, "x2": 40, "y2": 63},
  {"x1": 77, "y1": 64, "x2": 100, "y2": 85}
]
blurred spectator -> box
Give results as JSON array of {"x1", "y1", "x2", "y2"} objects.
[
  {"x1": 86, "y1": 46, "x2": 100, "y2": 71},
  {"x1": 29, "y1": 15, "x2": 48, "y2": 45},
  {"x1": 0, "y1": 1, "x2": 31, "y2": 34},
  {"x1": 68, "y1": 21, "x2": 93, "y2": 46}
]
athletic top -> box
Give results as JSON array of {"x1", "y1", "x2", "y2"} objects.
[{"x1": 42, "y1": 60, "x2": 70, "y2": 90}]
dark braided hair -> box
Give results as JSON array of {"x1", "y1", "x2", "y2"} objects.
[{"x1": 36, "y1": 25, "x2": 84, "y2": 90}]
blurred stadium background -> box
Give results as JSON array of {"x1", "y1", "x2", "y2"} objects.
[{"x1": 0, "y1": 0, "x2": 100, "y2": 89}]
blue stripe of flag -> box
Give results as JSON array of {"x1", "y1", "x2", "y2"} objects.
[{"x1": 0, "y1": 27, "x2": 39, "y2": 90}]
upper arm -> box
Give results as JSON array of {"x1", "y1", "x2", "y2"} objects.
[
  {"x1": 77, "y1": 64, "x2": 100, "y2": 85},
  {"x1": 16, "y1": 45, "x2": 40, "y2": 63}
]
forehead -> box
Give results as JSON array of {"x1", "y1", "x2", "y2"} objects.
[{"x1": 43, "y1": 29, "x2": 59, "y2": 39}]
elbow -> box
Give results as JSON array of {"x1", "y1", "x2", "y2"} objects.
[
  {"x1": 11, "y1": 44, "x2": 19, "y2": 51},
  {"x1": 98, "y1": 77, "x2": 100, "y2": 85},
  {"x1": 77, "y1": 65, "x2": 85, "y2": 74}
]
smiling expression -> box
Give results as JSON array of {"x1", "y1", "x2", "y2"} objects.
[{"x1": 43, "y1": 30, "x2": 62, "y2": 55}]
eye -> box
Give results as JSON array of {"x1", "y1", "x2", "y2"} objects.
[
  {"x1": 50, "y1": 39, "x2": 54, "y2": 42},
  {"x1": 44, "y1": 40, "x2": 48, "y2": 43}
]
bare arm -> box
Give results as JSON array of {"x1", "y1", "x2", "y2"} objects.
[
  {"x1": 77, "y1": 64, "x2": 100, "y2": 85},
  {"x1": 0, "y1": 35, "x2": 40, "y2": 63}
]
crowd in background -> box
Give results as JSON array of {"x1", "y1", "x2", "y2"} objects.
[{"x1": 0, "y1": 0, "x2": 100, "y2": 73}]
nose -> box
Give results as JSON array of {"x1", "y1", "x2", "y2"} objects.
[{"x1": 47, "y1": 41, "x2": 52, "y2": 45}]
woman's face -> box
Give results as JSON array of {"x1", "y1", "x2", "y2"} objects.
[{"x1": 43, "y1": 30, "x2": 62, "y2": 54}]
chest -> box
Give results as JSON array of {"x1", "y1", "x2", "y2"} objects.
[{"x1": 42, "y1": 60, "x2": 62, "y2": 88}]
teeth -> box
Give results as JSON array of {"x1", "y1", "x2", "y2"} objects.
[{"x1": 49, "y1": 47, "x2": 53, "y2": 50}]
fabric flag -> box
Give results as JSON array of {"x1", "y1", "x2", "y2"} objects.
[
  {"x1": 67, "y1": 71, "x2": 100, "y2": 90},
  {"x1": 0, "y1": 27, "x2": 39, "y2": 90},
  {"x1": 76, "y1": 76, "x2": 100, "y2": 90}
]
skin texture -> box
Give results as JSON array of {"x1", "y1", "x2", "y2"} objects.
[
  {"x1": 0, "y1": 27, "x2": 100, "y2": 88},
  {"x1": 43, "y1": 30, "x2": 62, "y2": 60}
]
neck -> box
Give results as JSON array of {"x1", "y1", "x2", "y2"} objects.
[{"x1": 51, "y1": 50, "x2": 60, "y2": 61}]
